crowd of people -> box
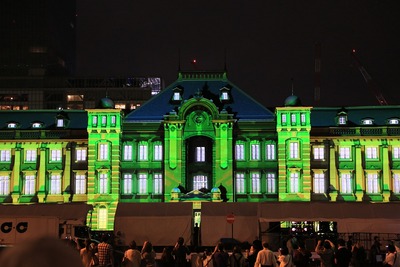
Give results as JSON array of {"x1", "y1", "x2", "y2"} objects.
[{"x1": 1, "y1": 234, "x2": 400, "y2": 267}]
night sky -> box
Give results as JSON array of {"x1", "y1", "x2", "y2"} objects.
[{"x1": 76, "y1": 0, "x2": 399, "y2": 108}]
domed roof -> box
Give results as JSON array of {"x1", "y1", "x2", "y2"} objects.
[
  {"x1": 284, "y1": 95, "x2": 302, "y2": 106},
  {"x1": 171, "y1": 187, "x2": 181, "y2": 193},
  {"x1": 98, "y1": 97, "x2": 115, "y2": 109},
  {"x1": 211, "y1": 187, "x2": 221, "y2": 193}
]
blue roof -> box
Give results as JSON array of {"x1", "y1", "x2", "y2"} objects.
[
  {"x1": 125, "y1": 71, "x2": 274, "y2": 122},
  {"x1": 311, "y1": 106, "x2": 400, "y2": 127}
]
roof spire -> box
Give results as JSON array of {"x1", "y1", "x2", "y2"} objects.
[{"x1": 291, "y1": 78, "x2": 294, "y2": 95}]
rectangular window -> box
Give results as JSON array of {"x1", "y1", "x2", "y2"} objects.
[
  {"x1": 92, "y1": 116, "x2": 98, "y2": 126},
  {"x1": 99, "y1": 173, "x2": 108, "y2": 194},
  {"x1": 339, "y1": 147, "x2": 351, "y2": 159},
  {"x1": 251, "y1": 143, "x2": 260, "y2": 160},
  {"x1": 0, "y1": 150, "x2": 11, "y2": 162},
  {"x1": 366, "y1": 173, "x2": 379, "y2": 194},
  {"x1": 393, "y1": 147, "x2": 400, "y2": 160},
  {"x1": 25, "y1": 149, "x2": 37, "y2": 162},
  {"x1": 75, "y1": 174, "x2": 86, "y2": 194},
  {"x1": 251, "y1": 172, "x2": 261, "y2": 193},
  {"x1": 235, "y1": 144, "x2": 245, "y2": 160},
  {"x1": 338, "y1": 116, "x2": 346, "y2": 125},
  {"x1": 313, "y1": 146, "x2": 325, "y2": 160},
  {"x1": 153, "y1": 173, "x2": 163, "y2": 194},
  {"x1": 76, "y1": 148, "x2": 87, "y2": 162},
  {"x1": 236, "y1": 173, "x2": 245, "y2": 194},
  {"x1": 266, "y1": 144, "x2": 276, "y2": 160},
  {"x1": 138, "y1": 173, "x2": 147, "y2": 194},
  {"x1": 50, "y1": 149, "x2": 62, "y2": 162},
  {"x1": 24, "y1": 175, "x2": 36, "y2": 195},
  {"x1": 291, "y1": 113, "x2": 297, "y2": 126},
  {"x1": 123, "y1": 145, "x2": 133, "y2": 161},
  {"x1": 98, "y1": 207, "x2": 107, "y2": 230},
  {"x1": 314, "y1": 173, "x2": 325, "y2": 194},
  {"x1": 289, "y1": 142, "x2": 299, "y2": 159},
  {"x1": 138, "y1": 143, "x2": 148, "y2": 161},
  {"x1": 340, "y1": 173, "x2": 352, "y2": 194},
  {"x1": 111, "y1": 115, "x2": 116, "y2": 126},
  {"x1": 300, "y1": 113, "x2": 306, "y2": 126},
  {"x1": 196, "y1": 147, "x2": 205, "y2": 162},
  {"x1": 0, "y1": 175, "x2": 10, "y2": 195},
  {"x1": 50, "y1": 174, "x2": 61, "y2": 194},
  {"x1": 99, "y1": 143, "x2": 109, "y2": 160},
  {"x1": 193, "y1": 175, "x2": 208, "y2": 190},
  {"x1": 281, "y1": 114, "x2": 287, "y2": 125},
  {"x1": 56, "y1": 119, "x2": 64, "y2": 127},
  {"x1": 123, "y1": 174, "x2": 132, "y2": 195},
  {"x1": 290, "y1": 172, "x2": 300, "y2": 193},
  {"x1": 366, "y1": 147, "x2": 379, "y2": 160},
  {"x1": 154, "y1": 144, "x2": 163, "y2": 161},
  {"x1": 266, "y1": 173, "x2": 276, "y2": 194},
  {"x1": 394, "y1": 173, "x2": 400, "y2": 194},
  {"x1": 101, "y1": 116, "x2": 107, "y2": 126}
]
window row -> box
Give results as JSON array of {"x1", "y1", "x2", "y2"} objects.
[
  {"x1": 0, "y1": 148, "x2": 87, "y2": 163},
  {"x1": 235, "y1": 142, "x2": 277, "y2": 161},
  {"x1": 311, "y1": 145, "x2": 400, "y2": 161},
  {"x1": 281, "y1": 112, "x2": 307, "y2": 126},
  {"x1": 91, "y1": 115, "x2": 117, "y2": 127},
  {"x1": 121, "y1": 142, "x2": 163, "y2": 161}
]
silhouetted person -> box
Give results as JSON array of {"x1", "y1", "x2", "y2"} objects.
[{"x1": 218, "y1": 183, "x2": 228, "y2": 202}]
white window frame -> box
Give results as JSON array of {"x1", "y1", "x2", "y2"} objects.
[
  {"x1": 340, "y1": 173, "x2": 352, "y2": 194},
  {"x1": 24, "y1": 175, "x2": 36, "y2": 195},
  {"x1": 154, "y1": 144, "x2": 163, "y2": 161},
  {"x1": 196, "y1": 147, "x2": 206, "y2": 162},
  {"x1": 338, "y1": 116, "x2": 347, "y2": 125},
  {"x1": 49, "y1": 174, "x2": 62, "y2": 195},
  {"x1": 290, "y1": 172, "x2": 300, "y2": 193},
  {"x1": 281, "y1": 114, "x2": 287, "y2": 125},
  {"x1": 0, "y1": 150, "x2": 11, "y2": 162},
  {"x1": 251, "y1": 172, "x2": 261, "y2": 194},
  {"x1": 92, "y1": 116, "x2": 98, "y2": 126},
  {"x1": 393, "y1": 173, "x2": 400, "y2": 194},
  {"x1": 266, "y1": 144, "x2": 276, "y2": 160},
  {"x1": 98, "y1": 143, "x2": 109, "y2": 160},
  {"x1": 235, "y1": 143, "x2": 245, "y2": 160},
  {"x1": 313, "y1": 146, "x2": 325, "y2": 160},
  {"x1": 50, "y1": 149, "x2": 62, "y2": 162},
  {"x1": 101, "y1": 116, "x2": 107, "y2": 126},
  {"x1": 25, "y1": 149, "x2": 37, "y2": 162},
  {"x1": 56, "y1": 119, "x2": 64, "y2": 128},
  {"x1": 221, "y1": 91, "x2": 229, "y2": 100},
  {"x1": 153, "y1": 173, "x2": 163, "y2": 194},
  {"x1": 98, "y1": 206, "x2": 107, "y2": 230},
  {"x1": 111, "y1": 115, "x2": 116, "y2": 126},
  {"x1": 123, "y1": 145, "x2": 133, "y2": 161},
  {"x1": 366, "y1": 172, "x2": 379, "y2": 194},
  {"x1": 251, "y1": 142, "x2": 260, "y2": 161},
  {"x1": 366, "y1": 146, "x2": 379, "y2": 160},
  {"x1": 266, "y1": 172, "x2": 276, "y2": 194},
  {"x1": 75, "y1": 174, "x2": 86, "y2": 194},
  {"x1": 300, "y1": 113, "x2": 306, "y2": 125},
  {"x1": 138, "y1": 173, "x2": 147, "y2": 194},
  {"x1": 193, "y1": 175, "x2": 207, "y2": 190},
  {"x1": 289, "y1": 142, "x2": 299, "y2": 159},
  {"x1": 339, "y1": 147, "x2": 351, "y2": 159},
  {"x1": 393, "y1": 147, "x2": 400, "y2": 160},
  {"x1": 236, "y1": 173, "x2": 245, "y2": 194},
  {"x1": 291, "y1": 113, "x2": 297, "y2": 126},
  {"x1": 123, "y1": 173, "x2": 132, "y2": 195},
  {"x1": 0, "y1": 175, "x2": 10, "y2": 195},
  {"x1": 99, "y1": 173, "x2": 108, "y2": 194},
  {"x1": 314, "y1": 173, "x2": 325, "y2": 194},
  {"x1": 138, "y1": 143, "x2": 148, "y2": 161},
  {"x1": 76, "y1": 148, "x2": 87, "y2": 162}
]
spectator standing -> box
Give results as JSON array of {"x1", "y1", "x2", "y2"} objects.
[
  {"x1": 334, "y1": 238, "x2": 351, "y2": 267},
  {"x1": 123, "y1": 240, "x2": 141, "y2": 267},
  {"x1": 248, "y1": 240, "x2": 262, "y2": 267},
  {"x1": 80, "y1": 238, "x2": 98, "y2": 267},
  {"x1": 212, "y1": 242, "x2": 229, "y2": 267},
  {"x1": 254, "y1": 242, "x2": 277, "y2": 267},
  {"x1": 277, "y1": 247, "x2": 294, "y2": 267},
  {"x1": 293, "y1": 243, "x2": 311, "y2": 267},
  {"x1": 141, "y1": 241, "x2": 156, "y2": 267},
  {"x1": 315, "y1": 240, "x2": 335, "y2": 267},
  {"x1": 370, "y1": 236, "x2": 383, "y2": 266},
  {"x1": 98, "y1": 235, "x2": 114, "y2": 267},
  {"x1": 383, "y1": 244, "x2": 398, "y2": 267},
  {"x1": 161, "y1": 247, "x2": 176, "y2": 267},
  {"x1": 229, "y1": 246, "x2": 247, "y2": 267},
  {"x1": 173, "y1": 237, "x2": 190, "y2": 267}
]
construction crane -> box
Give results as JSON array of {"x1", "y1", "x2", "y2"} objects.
[{"x1": 351, "y1": 49, "x2": 388, "y2": 105}]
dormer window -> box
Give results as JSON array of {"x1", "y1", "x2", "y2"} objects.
[
  {"x1": 171, "y1": 87, "x2": 183, "y2": 103},
  {"x1": 361, "y1": 118, "x2": 374, "y2": 125},
  {"x1": 219, "y1": 86, "x2": 231, "y2": 102},
  {"x1": 32, "y1": 122, "x2": 43, "y2": 128},
  {"x1": 388, "y1": 118, "x2": 400, "y2": 125},
  {"x1": 7, "y1": 122, "x2": 18, "y2": 129},
  {"x1": 55, "y1": 112, "x2": 69, "y2": 128},
  {"x1": 338, "y1": 116, "x2": 347, "y2": 125},
  {"x1": 56, "y1": 119, "x2": 65, "y2": 128}
]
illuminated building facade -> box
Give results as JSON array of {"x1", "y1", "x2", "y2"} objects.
[{"x1": 1, "y1": 71, "x2": 400, "y2": 240}]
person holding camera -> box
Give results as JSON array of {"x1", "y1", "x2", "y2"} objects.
[{"x1": 315, "y1": 239, "x2": 335, "y2": 267}]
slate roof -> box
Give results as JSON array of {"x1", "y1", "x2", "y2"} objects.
[
  {"x1": 125, "y1": 71, "x2": 275, "y2": 122},
  {"x1": 311, "y1": 106, "x2": 400, "y2": 127},
  {"x1": 0, "y1": 110, "x2": 88, "y2": 130}
]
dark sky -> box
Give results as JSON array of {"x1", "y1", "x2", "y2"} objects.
[{"x1": 76, "y1": 0, "x2": 399, "y2": 107}]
